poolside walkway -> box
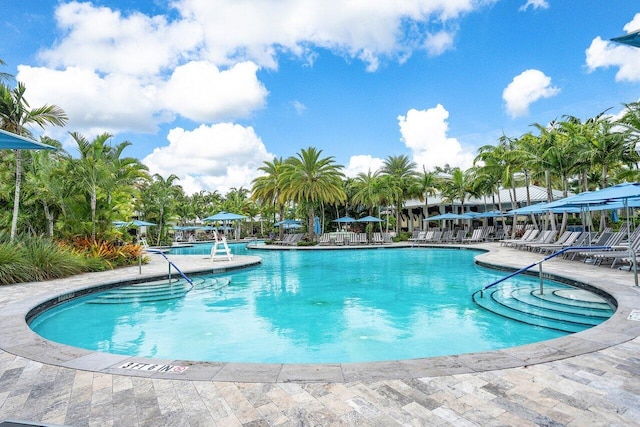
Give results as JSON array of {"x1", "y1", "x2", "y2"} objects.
[{"x1": 0, "y1": 244, "x2": 638, "y2": 425}]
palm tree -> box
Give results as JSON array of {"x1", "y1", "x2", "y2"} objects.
[
  {"x1": 350, "y1": 170, "x2": 381, "y2": 216},
  {"x1": 411, "y1": 166, "x2": 439, "y2": 230},
  {"x1": 141, "y1": 174, "x2": 182, "y2": 245},
  {"x1": 0, "y1": 59, "x2": 13, "y2": 83},
  {"x1": 379, "y1": 155, "x2": 418, "y2": 233},
  {"x1": 252, "y1": 157, "x2": 287, "y2": 239},
  {"x1": 68, "y1": 132, "x2": 112, "y2": 241},
  {"x1": 22, "y1": 137, "x2": 67, "y2": 237},
  {"x1": 279, "y1": 147, "x2": 346, "y2": 241},
  {"x1": 440, "y1": 167, "x2": 472, "y2": 212},
  {"x1": 0, "y1": 81, "x2": 68, "y2": 241}
]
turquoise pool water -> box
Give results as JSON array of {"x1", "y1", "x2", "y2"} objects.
[{"x1": 31, "y1": 245, "x2": 597, "y2": 364}]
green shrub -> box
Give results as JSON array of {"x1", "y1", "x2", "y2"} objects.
[
  {"x1": 0, "y1": 243, "x2": 32, "y2": 285},
  {"x1": 22, "y1": 237, "x2": 88, "y2": 281}
]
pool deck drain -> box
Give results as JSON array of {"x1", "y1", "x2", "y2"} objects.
[{"x1": 0, "y1": 243, "x2": 638, "y2": 425}]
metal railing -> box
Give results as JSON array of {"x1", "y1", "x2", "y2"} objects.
[
  {"x1": 478, "y1": 246, "x2": 614, "y2": 298},
  {"x1": 146, "y1": 249, "x2": 194, "y2": 287}
]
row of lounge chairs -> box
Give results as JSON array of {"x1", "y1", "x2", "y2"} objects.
[
  {"x1": 317, "y1": 232, "x2": 393, "y2": 246},
  {"x1": 272, "y1": 233, "x2": 304, "y2": 246},
  {"x1": 409, "y1": 227, "x2": 506, "y2": 245},
  {"x1": 500, "y1": 226, "x2": 640, "y2": 270}
]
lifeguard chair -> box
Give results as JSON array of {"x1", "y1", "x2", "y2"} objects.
[{"x1": 210, "y1": 231, "x2": 233, "y2": 261}]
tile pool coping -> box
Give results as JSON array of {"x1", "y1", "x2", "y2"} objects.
[{"x1": 0, "y1": 244, "x2": 638, "y2": 383}]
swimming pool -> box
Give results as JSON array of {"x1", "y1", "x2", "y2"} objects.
[{"x1": 29, "y1": 246, "x2": 611, "y2": 364}]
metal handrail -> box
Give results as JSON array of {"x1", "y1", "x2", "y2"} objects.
[
  {"x1": 479, "y1": 245, "x2": 613, "y2": 298},
  {"x1": 146, "y1": 249, "x2": 194, "y2": 286}
]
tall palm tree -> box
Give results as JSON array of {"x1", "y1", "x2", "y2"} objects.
[
  {"x1": 22, "y1": 137, "x2": 67, "y2": 237},
  {"x1": 0, "y1": 59, "x2": 13, "y2": 83},
  {"x1": 141, "y1": 174, "x2": 182, "y2": 245},
  {"x1": 252, "y1": 157, "x2": 287, "y2": 239},
  {"x1": 68, "y1": 132, "x2": 112, "y2": 241},
  {"x1": 411, "y1": 166, "x2": 440, "y2": 230},
  {"x1": 440, "y1": 167, "x2": 472, "y2": 212},
  {"x1": 379, "y1": 155, "x2": 418, "y2": 233},
  {"x1": 279, "y1": 147, "x2": 346, "y2": 241},
  {"x1": 0, "y1": 81, "x2": 68, "y2": 241},
  {"x1": 350, "y1": 170, "x2": 383, "y2": 216}
]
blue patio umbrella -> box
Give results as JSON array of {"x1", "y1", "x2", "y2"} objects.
[
  {"x1": 611, "y1": 29, "x2": 640, "y2": 48},
  {"x1": 474, "y1": 210, "x2": 506, "y2": 218},
  {"x1": 274, "y1": 219, "x2": 301, "y2": 227},
  {"x1": 356, "y1": 215, "x2": 383, "y2": 222},
  {"x1": 332, "y1": 216, "x2": 356, "y2": 223},
  {"x1": 427, "y1": 213, "x2": 475, "y2": 220},
  {"x1": 0, "y1": 129, "x2": 56, "y2": 150},
  {"x1": 203, "y1": 211, "x2": 247, "y2": 221},
  {"x1": 313, "y1": 216, "x2": 321, "y2": 234}
]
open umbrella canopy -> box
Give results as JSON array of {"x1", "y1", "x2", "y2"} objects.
[
  {"x1": 356, "y1": 215, "x2": 383, "y2": 222},
  {"x1": 113, "y1": 219, "x2": 156, "y2": 228},
  {"x1": 426, "y1": 212, "x2": 475, "y2": 220},
  {"x1": 508, "y1": 203, "x2": 581, "y2": 215},
  {"x1": 551, "y1": 182, "x2": 640, "y2": 205},
  {"x1": 332, "y1": 216, "x2": 356, "y2": 223},
  {"x1": 0, "y1": 129, "x2": 56, "y2": 150},
  {"x1": 473, "y1": 210, "x2": 506, "y2": 218},
  {"x1": 203, "y1": 211, "x2": 247, "y2": 221},
  {"x1": 611, "y1": 30, "x2": 640, "y2": 48},
  {"x1": 274, "y1": 219, "x2": 301, "y2": 226}
]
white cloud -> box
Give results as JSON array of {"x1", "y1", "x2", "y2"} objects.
[
  {"x1": 16, "y1": 65, "x2": 164, "y2": 135},
  {"x1": 397, "y1": 105, "x2": 474, "y2": 171},
  {"x1": 586, "y1": 37, "x2": 640, "y2": 83},
  {"x1": 425, "y1": 31, "x2": 455, "y2": 56},
  {"x1": 519, "y1": 0, "x2": 549, "y2": 12},
  {"x1": 502, "y1": 69, "x2": 560, "y2": 118},
  {"x1": 160, "y1": 61, "x2": 268, "y2": 123},
  {"x1": 41, "y1": 1, "x2": 202, "y2": 76},
  {"x1": 291, "y1": 100, "x2": 307, "y2": 115},
  {"x1": 16, "y1": 61, "x2": 268, "y2": 135},
  {"x1": 623, "y1": 13, "x2": 640, "y2": 32},
  {"x1": 343, "y1": 155, "x2": 385, "y2": 178},
  {"x1": 142, "y1": 123, "x2": 274, "y2": 194}
]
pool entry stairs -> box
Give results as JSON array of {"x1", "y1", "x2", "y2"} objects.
[
  {"x1": 471, "y1": 284, "x2": 613, "y2": 333},
  {"x1": 88, "y1": 277, "x2": 231, "y2": 304}
]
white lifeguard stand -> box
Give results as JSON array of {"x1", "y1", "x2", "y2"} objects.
[{"x1": 210, "y1": 231, "x2": 233, "y2": 261}]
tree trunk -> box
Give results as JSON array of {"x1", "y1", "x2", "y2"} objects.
[
  {"x1": 10, "y1": 150, "x2": 22, "y2": 242},
  {"x1": 308, "y1": 205, "x2": 315, "y2": 241}
]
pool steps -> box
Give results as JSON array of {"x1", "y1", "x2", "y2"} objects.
[
  {"x1": 87, "y1": 277, "x2": 231, "y2": 304},
  {"x1": 472, "y1": 284, "x2": 614, "y2": 333}
]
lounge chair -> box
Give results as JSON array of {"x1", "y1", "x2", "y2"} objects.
[
  {"x1": 516, "y1": 230, "x2": 557, "y2": 250},
  {"x1": 372, "y1": 232, "x2": 384, "y2": 244},
  {"x1": 335, "y1": 233, "x2": 345, "y2": 245},
  {"x1": 358, "y1": 233, "x2": 368, "y2": 245},
  {"x1": 582, "y1": 233, "x2": 640, "y2": 266},
  {"x1": 318, "y1": 233, "x2": 331, "y2": 245},
  {"x1": 499, "y1": 229, "x2": 532, "y2": 246},
  {"x1": 462, "y1": 228, "x2": 484, "y2": 244},
  {"x1": 501, "y1": 229, "x2": 539, "y2": 248},
  {"x1": 383, "y1": 233, "x2": 393, "y2": 244},
  {"x1": 534, "y1": 231, "x2": 581, "y2": 254},
  {"x1": 409, "y1": 231, "x2": 426, "y2": 243}
]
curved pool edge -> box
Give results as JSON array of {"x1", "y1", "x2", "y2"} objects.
[{"x1": 0, "y1": 244, "x2": 638, "y2": 383}]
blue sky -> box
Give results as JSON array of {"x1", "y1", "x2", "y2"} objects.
[{"x1": 1, "y1": 0, "x2": 639, "y2": 194}]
